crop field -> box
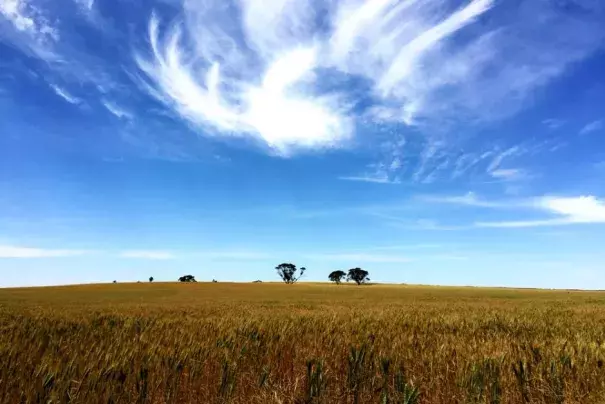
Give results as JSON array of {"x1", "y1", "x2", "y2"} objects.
[{"x1": 1, "y1": 282, "x2": 605, "y2": 404}]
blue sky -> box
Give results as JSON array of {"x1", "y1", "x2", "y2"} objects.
[{"x1": 1, "y1": 0, "x2": 605, "y2": 288}]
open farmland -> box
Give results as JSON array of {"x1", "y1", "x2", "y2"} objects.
[{"x1": 2, "y1": 283, "x2": 605, "y2": 403}]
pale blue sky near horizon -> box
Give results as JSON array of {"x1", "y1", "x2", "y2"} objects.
[{"x1": 1, "y1": 0, "x2": 605, "y2": 288}]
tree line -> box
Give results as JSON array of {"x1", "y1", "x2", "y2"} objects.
[
  {"x1": 161, "y1": 263, "x2": 371, "y2": 285},
  {"x1": 275, "y1": 263, "x2": 370, "y2": 285}
]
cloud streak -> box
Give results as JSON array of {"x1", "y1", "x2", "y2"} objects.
[
  {"x1": 102, "y1": 100, "x2": 133, "y2": 120},
  {"x1": 50, "y1": 84, "x2": 80, "y2": 104},
  {"x1": 430, "y1": 194, "x2": 605, "y2": 228},
  {"x1": 580, "y1": 120, "x2": 603, "y2": 135},
  {"x1": 0, "y1": 245, "x2": 90, "y2": 258},
  {"x1": 420, "y1": 192, "x2": 517, "y2": 208},
  {"x1": 119, "y1": 250, "x2": 175, "y2": 260},
  {"x1": 339, "y1": 174, "x2": 400, "y2": 185},
  {"x1": 306, "y1": 252, "x2": 412, "y2": 264},
  {"x1": 489, "y1": 168, "x2": 528, "y2": 181}
]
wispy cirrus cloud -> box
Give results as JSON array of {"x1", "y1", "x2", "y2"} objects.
[
  {"x1": 0, "y1": 245, "x2": 90, "y2": 258},
  {"x1": 580, "y1": 120, "x2": 603, "y2": 135},
  {"x1": 119, "y1": 250, "x2": 175, "y2": 260},
  {"x1": 489, "y1": 168, "x2": 528, "y2": 181},
  {"x1": 0, "y1": 0, "x2": 36, "y2": 32},
  {"x1": 135, "y1": 0, "x2": 500, "y2": 154},
  {"x1": 102, "y1": 100, "x2": 133, "y2": 120},
  {"x1": 306, "y1": 252, "x2": 412, "y2": 264},
  {"x1": 339, "y1": 174, "x2": 401, "y2": 185},
  {"x1": 74, "y1": 0, "x2": 94, "y2": 12},
  {"x1": 136, "y1": 12, "x2": 353, "y2": 154},
  {"x1": 0, "y1": 0, "x2": 58, "y2": 59},
  {"x1": 485, "y1": 146, "x2": 525, "y2": 174},
  {"x1": 420, "y1": 192, "x2": 515, "y2": 208},
  {"x1": 2, "y1": 0, "x2": 604, "y2": 175},
  {"x1": 427, "y1": 193, "x2": 605, "y2": 228},
  {"x1": 49, "y1": 84, "x2": 80, "y2": 104},
  {"x1": 542, "y1": 119, "x2": 565, "y2": 130}
]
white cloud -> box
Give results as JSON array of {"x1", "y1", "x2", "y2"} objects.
[
  {"x1": 74, "y1": 0, "x2": 94, "y2": 12},
  {"x1": 411, "y1": 219, "x2": 469, "y2": 231},
  {"x1": 210, "y1": 251, "x2": 270, "y2": 260},
  {"x1": 367, "y1": 243, "x2": 443, "y2": 251},
  {"x1": 140, "y1": 0, "x2": 605, "y2": 153},
  {"x1": 120, "y1": 250, "x2": 174, "y2": 260},
  {"x1": 490, "y1": 168, "x2": 527, "y2": 181},
  {"x1": 136, "y1": 12, "x2": 351, "y2": 154},
  {"x1": 50, "y1": 84, "x2": 80, "y2": 104},
  {"x1": 0, "y1": 0, "x2": 58, "y2": 58},
  {"x1": 421, "y1": 191, "x2": 514, "y2": 208},
  {"x1": 476, "y1": 195, "x2": 605, "y2": 227},
  {"x1": 2, "y1": 0, "x2": 603, "y2": 172},
  {"x1": 375, "y1": 0, "x2": 494, "y2": 96},
  {"x1": 542, "y1": 118, "x2": 565, "y2": 130},
  {"x1": 478, "y1": 146, "x2": 532, "y2": 183},
  {"x1": 486, "y1": 146, "x2": 524, "y2": 173},
  {"x1": 102, "y1": 100, "x2": 133, "y2": 120},
  {"x1": 475, "y1": 218, "x2": 572, "y2": 228},
  {"x1": 0, "y1": 245, "x2": 90, "y2": 258},
  {"x1": 451, "y1": 150, "x2": 494, "y2": 179},
  {"x1": 0, "y1": 0, "x2": 36, "y2": 32},
  {"x1": 580, "y1": 120, "x2": 603, "y2": 135},
  {"x1": 422, "y1": 193, "x2": 605, "y2": 228},
  {"x1": 339, "y1": 174, "x2": 400, "y2": 184},
  {"x1": 307, "y1": 252, "x2": 412, "y2": 264},
  {"x1": 538, "y1": 196, "x2": 605, "y2": 223},
  {"x1": 342, "y1": 136, "x2": 407, "y2": 183}
]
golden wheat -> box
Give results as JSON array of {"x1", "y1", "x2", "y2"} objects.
[{"x1": 1, "y1": 282, "x2": 605, "y2": 403}]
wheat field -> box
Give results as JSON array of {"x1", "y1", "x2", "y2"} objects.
[{"x1": 1, "y1": 282, "x2": 605, "y2": 403}]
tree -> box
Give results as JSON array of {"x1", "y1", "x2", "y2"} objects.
[
  {"x1": 347, "y1": 268, "x2": 370, "y2": 285},
  {"x1": 275, "y1": 263, "x2": 306, "y2": 284},
  {"x1": 178, "y1": 274, "x2": 196, "y2": 282},
  {"x1": 328, "y1": 270, "x2": 346, "y2": 285},
  {"x1": 149, "y1": 276, "x2": 154, "y2": 283}
]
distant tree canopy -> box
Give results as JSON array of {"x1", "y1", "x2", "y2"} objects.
[
  {"x1": 178, "y1": 275, "x2": 196, "y2": 283},
  {"x1": 149, "y1": 276, "x2": 154, "y2": 283},
  {"x1": 347, "y1": 268, "x2": 370, "y2": 285},
  {"x1": 275, "y1": 263, "x2": 306, "y2": 284},
  {"x1": 328, "y1": 270, "x2": 347, "y2": 285}
]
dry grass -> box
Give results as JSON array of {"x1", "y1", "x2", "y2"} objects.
[{"x1": 2, "y1": 282, "x2": 605, "y2": 403}]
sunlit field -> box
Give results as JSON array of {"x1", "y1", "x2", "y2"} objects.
[{"x1": 2, "y1": 282, "x2": 605, "y2": 403}]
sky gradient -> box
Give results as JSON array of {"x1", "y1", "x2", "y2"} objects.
[{"x1": 1, "y1": 0, "x2": 605, "y2": 288}]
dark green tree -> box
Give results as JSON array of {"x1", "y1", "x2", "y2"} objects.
[
  {"x1": 178, "y1": 274, "x2": 197, "y2": 282},
  {"x1": 328, "y1": 270, "x2": 346, "y2": 285},
  {"x1": 347, "y1": 268, "x2": 370, "y2": 285},
  {"x1": 149, "y1": 276, "x2": 154, "y2": 283},
  {"x1": 275, "y1": 263, "x2": 306, "y2": 284}
]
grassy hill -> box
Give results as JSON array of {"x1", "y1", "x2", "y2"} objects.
[{"x1": 1, "y1": 282, "x2": 605, "y2": 403}]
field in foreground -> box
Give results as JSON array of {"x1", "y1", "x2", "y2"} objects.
[{"x1": 2, "y1": 283, "x2": 605, "y2": 404}]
